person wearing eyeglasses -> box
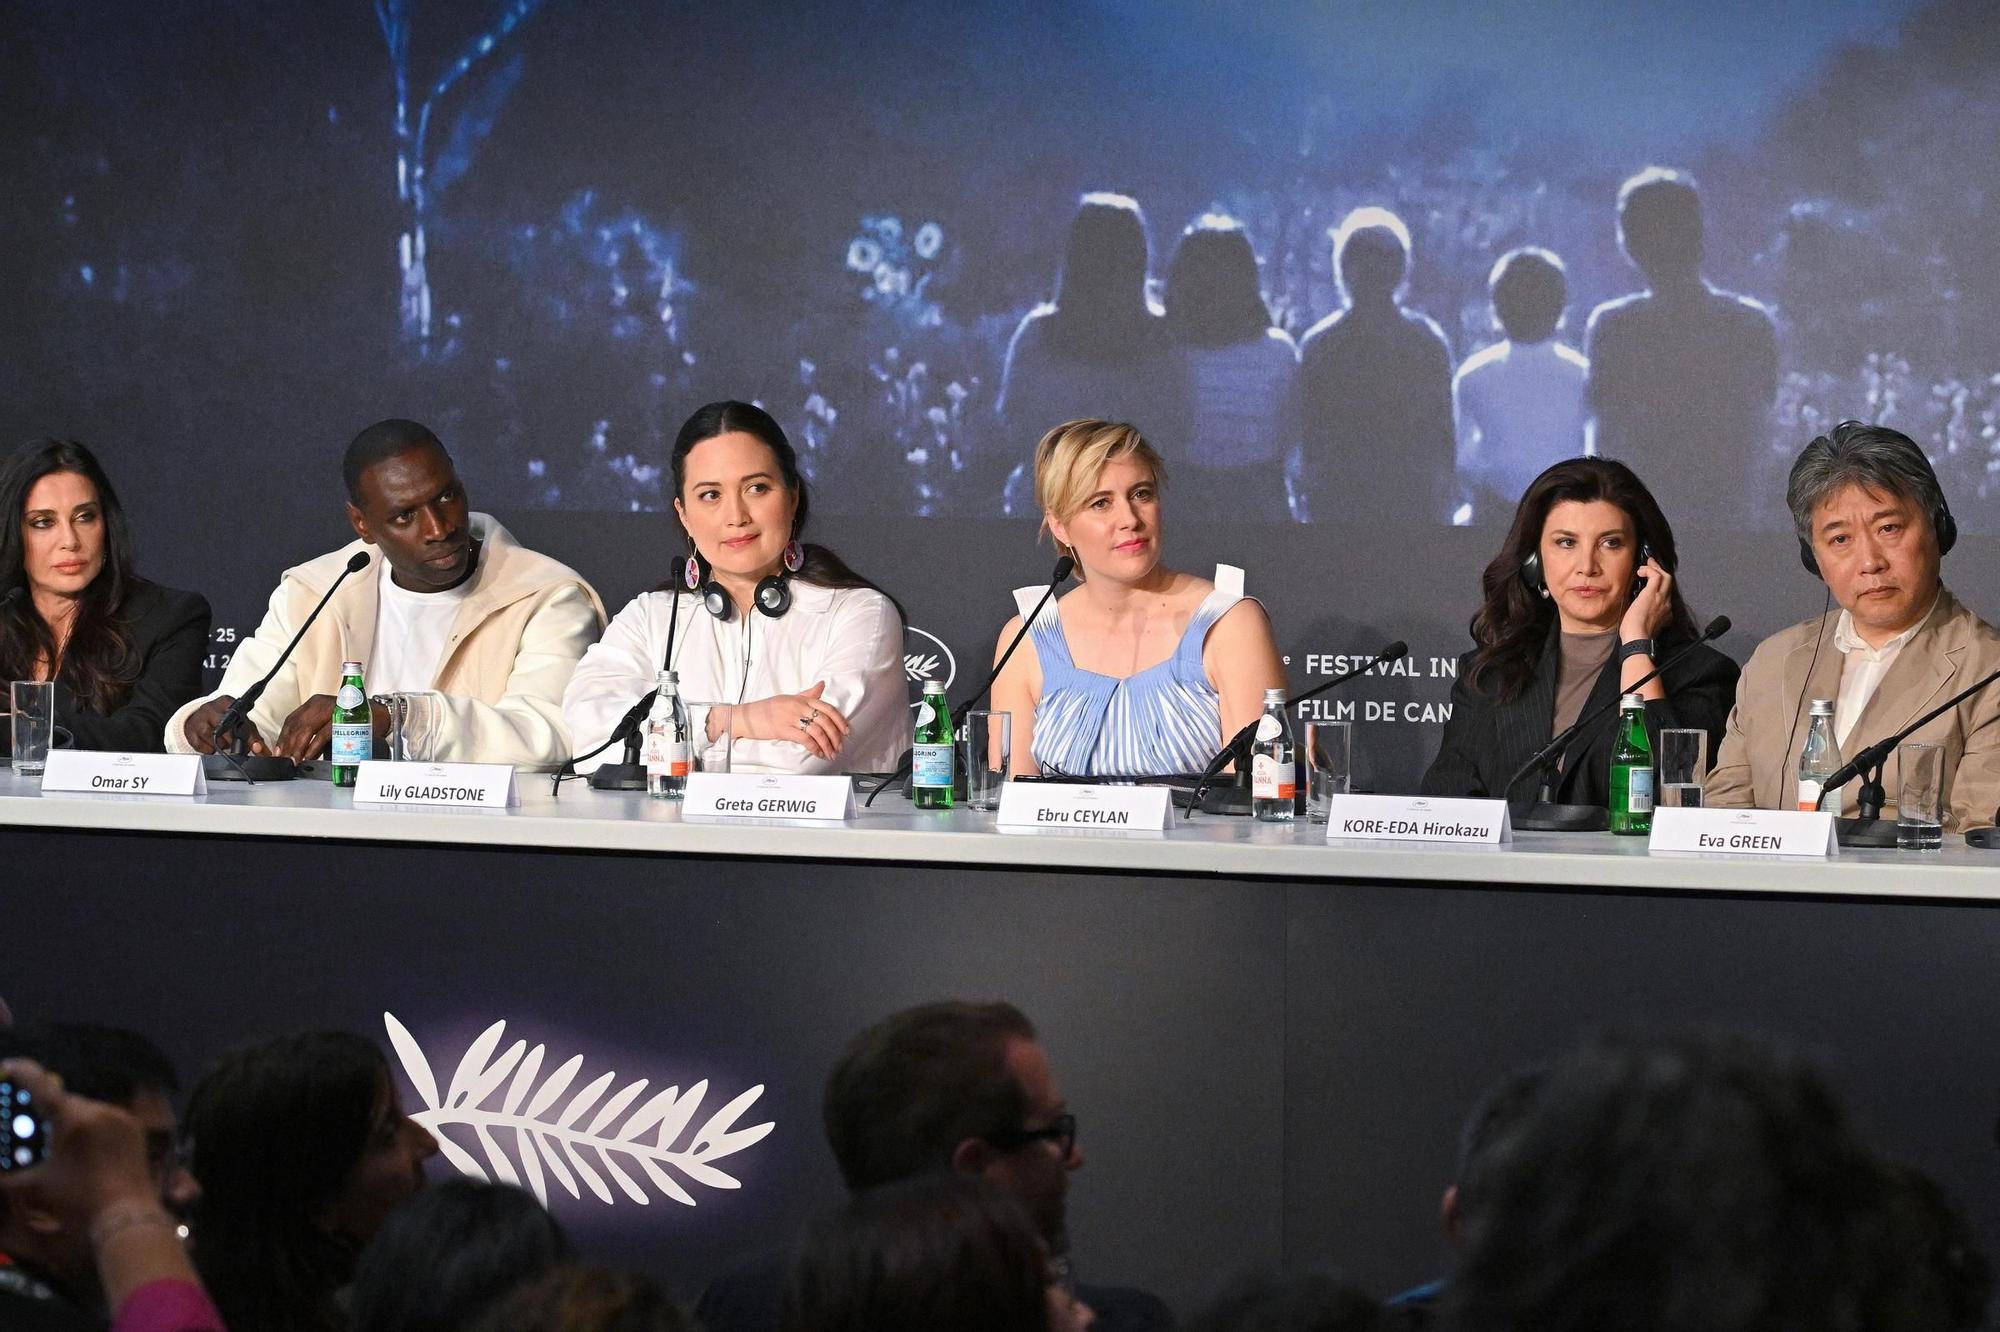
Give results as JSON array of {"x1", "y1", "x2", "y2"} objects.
[{"x1": 696, "y1": 1000, "x2": 1168, "y2": 1332}]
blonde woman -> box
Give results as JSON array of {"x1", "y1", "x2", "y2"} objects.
[{"x1": 990, "y1": 419, "x2": 1284, "y2": 777}]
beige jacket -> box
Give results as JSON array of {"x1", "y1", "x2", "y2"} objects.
[
  {"x1": 166, "y1": 515, "x2": 605, "y2": 771},
  {"x1": 1703, "y1": 588, "x2": 2000, "y2": 830}
]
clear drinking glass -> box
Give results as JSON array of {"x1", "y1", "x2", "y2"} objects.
[
  {"x1": 689, "y1": 701, "x2": 732, "y2": 775},
  {"x1": 10, "y1": 680, "x2": 55, "y2": 777},
  {"x1": 1305, "y1": 721, "x2": 1352, "y2": 823},
  {"x1": 1657, "y1": 728, "x2": 1707, "y2": 808},
  {"x1": 1897, "y1": 741, "x2": 1945, "y2": 850},
  {"x1": 387, "y1": 691, "x2": 444, "y2": 762},
  {"x1": 961, "y1": 709, "x2": 1011, "y2": 811}
]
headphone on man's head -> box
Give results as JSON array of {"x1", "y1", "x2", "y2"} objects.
[
  {"x1": 1797, "y1": 497, "x2": 1957, "y2": 577},
  {"x1": 684, "y1": 539, "x2": 803, "y2": 620},
  {"x1": 1794, "y1": 423, "x2": 1958, "y2": 578}
]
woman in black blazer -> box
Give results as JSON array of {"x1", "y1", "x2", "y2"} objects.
[
  {"x1": 0, "y1": 439, "x2": 210, "y2": 756},
  {"x1": 1421, "y1": 457, "x2": 1738, "y2": 813}
]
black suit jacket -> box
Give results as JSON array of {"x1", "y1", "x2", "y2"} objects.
[
  {"x1": 1420, "y1": 624, "x2": 1739, "y2": 813},
  {"x1": 3, "y1": 579, "x2": 211, "y2": 757}
]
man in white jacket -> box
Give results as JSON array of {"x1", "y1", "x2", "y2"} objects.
[{"x1": 168, "y1": 420, "x2": 605, "y2": 771}]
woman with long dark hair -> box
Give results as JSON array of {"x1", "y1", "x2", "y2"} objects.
[
  {"x1": 563, "y1": 400, "x2": 908, "y2": 774},
  {"x1": 1162, "y1": 215, "x2": 1298, "y2": 523},
  {"x1": 996, "y1": 193, "x2": 1184, "y2": 494},
  {"x1": 1420, "y1": 457, "x2": 1737, "y2": 809},
  {"x1": 0, "y1": 439, "x2": 208, "y2": 755},
  {"x1": 185, "y1": 1031, "x2": 438, "y2": 1332}
]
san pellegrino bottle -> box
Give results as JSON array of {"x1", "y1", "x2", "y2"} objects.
[
  {"x1": 644, "y1": 669, "x2": 692, "y2": 800},
  {"x1": 330, "y1": 660, "x2": 373, "y2": 788},
  {"x1": 1250, "y1": 688, "x2": 1297, "y2": 822},
  {"x1": 1797, "y1": 699, "x2": 1841, "y2": 811},
  {"x1": 913, "y1": 680, "x2": 954, "y2": 809},
  {"x1": 1608, "y1": 692, "x2": 1654, "y2": 835}
]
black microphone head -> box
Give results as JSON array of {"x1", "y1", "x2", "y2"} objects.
[
  {"x1": 1052, "y1": 555, "x2": 1076, "y2": 583},
  {"x1": 346, "y1": 551, "x2": 373, "y2": 573},
  {"x1": 1379, "y1": 640, "x2": 1409, "y2": 661},
  {"x1": 1703, "y1": 615, "x2": 1731, "y2": 640}
]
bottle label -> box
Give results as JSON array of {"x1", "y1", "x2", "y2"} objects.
[
  {"x1": 1625, "y1": 767, "x2": 1654, "y2": 813},
  {"x1": 1797, "y1": 779, "x2": 1824, "y2": 812},
  {"x1": 912, "y1": 742, "x2": 954, "y2": 788},
  {"x1": 1255, "y1": 714, "x2": 1283, "y2": 742},
  {"x1": 330, "y1": 722, "x2": 372, "y2": 765},
  {"x1": 915, "y1": 699, "x2": 941, "y2": 729},
  {"x1": 645, "y1": 730, "x2": 691, "y2": 779},
  {"x1": 336, "y1": 682, "x2": 366, "y2": 710},
  {"x1": 1252, "y1": 753, "x2": 1295, "y2": 800}
]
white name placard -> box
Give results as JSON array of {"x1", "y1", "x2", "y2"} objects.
[
  {"x1": 996, "y1": 782, "x2": 1176, "y2": 832},
  {"x1": 39, "y1": 750, "x2": 207, "y2": 796},
  {"x1": 353, "y1": 760, "x2": 519, "y2": 809},
  {"x1": 1324, "y1": 794, "x2": 1511, "y2": 844},
  {"x1": 1649, "y1": 807, "x2": 1838, "y2": 857},
  {"x1": 683, "y1": 772, "x2": 856, "y2": 822}
]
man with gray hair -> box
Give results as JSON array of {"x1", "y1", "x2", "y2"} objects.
[{"x1": 1704, "y1": 421, "x2": 2000, "y2": 828}]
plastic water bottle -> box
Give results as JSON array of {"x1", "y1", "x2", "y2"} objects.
[
  {"x1": 1250, "y1": 688, "x2": 1297, "y2": 822},
  {"x1": 644, "y1": 669, "x2": 691, "y2": 800},
  {"x1": 1796, "y1": 699, "x2": 1841, "y2": 811},
  {"x1": 1608, "y1": 693, "x2": 1653, "y2": 835}
]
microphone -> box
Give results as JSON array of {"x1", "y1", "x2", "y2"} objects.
[
  {"x1": 1186, "y1": 640, "x2": 1409, "y2": 815},
  {"x1": 1505, "y1": 615, "x2": 1731, "y2": 831},
  {"x1": 1814, "y1": 660, "x2": 2000, "y2": 846},
  {"x1": 863, "y1": 555, "x2": 1073, "y2": 807},
  {"x1": 204, "y1": 550, "x2": 372, "y2": 783}
]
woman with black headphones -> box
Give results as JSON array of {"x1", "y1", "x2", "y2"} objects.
[
  {"x1": 1420, "y1": 457, "x2": 1738, "y2": 811},
  {"x1": 562, "y1": 401, "x2": 907, "y2": 774}
]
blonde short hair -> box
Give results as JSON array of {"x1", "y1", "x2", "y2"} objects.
[{"x1": 1032, "y1": 419, "x2": 1166, "y2": 544}]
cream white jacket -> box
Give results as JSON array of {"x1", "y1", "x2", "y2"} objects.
[
  {"x1": 563, "y1": 582, "x2": 907, "y2": 775},
  {"x1": 166, "y1": 515, "x2": 605, "y2": 771}
]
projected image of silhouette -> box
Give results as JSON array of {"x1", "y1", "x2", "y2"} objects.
[
  {"x1": 1585, "y1": 168, "x2": 1781, "y2": 529},
  {"x1": 1294, "y1": 208, "x2": 1456, "y2": 527}
]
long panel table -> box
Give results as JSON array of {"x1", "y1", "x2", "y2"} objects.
[{"x1": 6, "y1": 771, "x2": 1999, "y2": 1313}]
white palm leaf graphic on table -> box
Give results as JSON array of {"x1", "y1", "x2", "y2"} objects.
[{"x1": 384, "y1": 1013, "x2": 775, "y2": 1208}]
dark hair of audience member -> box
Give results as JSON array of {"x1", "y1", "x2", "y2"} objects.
[
  {"x1": 184, "y1": 1030, "x2": 399, "y2": 1332},
  {"x1": 1869, "y1": 1165, "x2": 1992, "y2": 1331},
  {"x1": 0, "y1": 1021, "x2": 178, "y2": 1103},
  {"x1": 1488, "y1": 248, "x2": 1568, "y2": 345},
  {"x1": 470, "y1": 1267, "x2": 691, "y2": 1332},
  {"x1": 1165, "y1": 215, "x2": 1276, "y2": 348},
  {"x1": 779, "y1": 1174, "x2": 1053, "y2": 1332},
  {"x1": 1467, "y1": 457, "x2": 1696, "y2": 701},
  {"x1": 1443, "y1": 1031, "x2": 1943, "y2": 1332},
  {"x1": 350, "y1": 1178, "x2": 573, "y2": 1332},
  {"x1": 1443, "y1": 1064, "x2": 1545, "y2": 1245},
  {"x1": 1047, "y1": 192, "x2": 1159, "y2": 360},
  {"x1": 0, "y1": 438, "x2": 142, "y2": 713},
  {"x1": 823, "y1": 1000, "x2": 1036, "y2": 1192},
  {"x1": 1183, "y1": 1271, "x2": 1382, "y2": 1332},
  {"x1": 342, "y1": 419, "x2": 448, "y2": 505}
]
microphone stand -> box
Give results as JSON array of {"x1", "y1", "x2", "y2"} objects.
[
  {"x1": 204, "y1": 551, "x2": 373, "y2": 783},
  {"x1": 556, "y1": 587, "x2": 688, "y2": 795},
  {"x1": 864, "y1": 556, "x2": 1073, "y2": 809},
  {"x1": 1187, "y1": 640, "x2": 1408, "y2": 817},
  {"x1": 1816, "y1": 662, "x2": 2000, "y2": 848},
  {"x1": 1504, "y1": 616, "x2": 1732, "y2": 832}
]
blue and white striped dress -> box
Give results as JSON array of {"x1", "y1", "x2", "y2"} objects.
[{"x1": 1015, "y1": 566, "x2": 1248, "y2": 778}]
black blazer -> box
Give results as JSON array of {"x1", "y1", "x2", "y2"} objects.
[
  {"x1": 3, "y1": 579, "x2": 211, "y2": 757},
  {"x1": 1420, "y1": 624, "x2": 1740, "y2": 813}
]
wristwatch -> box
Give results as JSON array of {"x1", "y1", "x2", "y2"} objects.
[{"x1": 1617, "y1": 637, "x2": 1655, "y2": 663}]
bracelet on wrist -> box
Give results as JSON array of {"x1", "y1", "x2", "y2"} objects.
[
  {"x1": 89, "y1": 1201, "x2": 180, "y2": 1249},
  {"x1": 1617, "y1": 637, "x2": 1655, "y2": 663}
]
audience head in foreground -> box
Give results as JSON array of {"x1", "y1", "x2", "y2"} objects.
[
  {"x1": 350, "y1": 1177, "x2": 572, "y2": 1332},
  {"x1": 185, "y1": 1029, "x2": 438, "y2": 1332},
  {"x1": 472, "y1": 1266, "x2": 691, "y2": 1332}
]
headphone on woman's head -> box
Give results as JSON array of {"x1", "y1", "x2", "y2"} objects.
[
  {"x1": 1519, "y1": 542, "x2": 1655, "y2": 599},
  {"x1": 684, "y1": 539, "x2": 804, "y2": 620}
]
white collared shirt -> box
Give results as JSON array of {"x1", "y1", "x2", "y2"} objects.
[{"x1": 1831, "y1": 594, "x2": 1938, "y2": 748}]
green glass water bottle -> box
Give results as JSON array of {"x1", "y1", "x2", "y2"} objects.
[
  {"x1": 1608, "y1": 692, "x2": 1654, "y2": 835},
  {"x1": 330, "y1": 660, "x2": 374, "y2": 788},
  {"x1": 912, "y1": 680, "x2": 954, "y2": 809}
]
